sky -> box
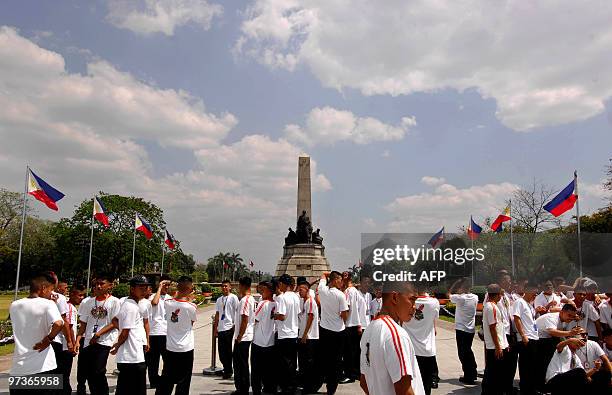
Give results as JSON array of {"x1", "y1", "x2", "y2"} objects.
[{"x1": 1, "y1": 0, "x2": 611, "y2": 274}]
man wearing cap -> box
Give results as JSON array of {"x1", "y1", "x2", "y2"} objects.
[{"x1": 275, "y1": 273, "x2": 302, "y2": 394}]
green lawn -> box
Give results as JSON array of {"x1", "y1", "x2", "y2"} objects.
[
  {"x1": 0, "y1": 343, "x2": 14, "y2": 356},
  {"x1": 0, "y1": 294, "x2": 16, "y2": 319}
]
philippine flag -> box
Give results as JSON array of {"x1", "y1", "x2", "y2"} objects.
[
  {"x1": 491, "y1": 205, "x2": 511, "y2": 233},
  {"x1": 93, "y1": 197, "x2": 109, "y2": 227},
  {"x1": 135, "y1": 214, "x2": 153, "y2": 239},
  {"x1": 544, "y1": 175, "x2": 578, "y2": 217},
  {"x1": 467, "y1": 216, "x2": 482, "y2": 240},
  {"x1": 428, "y1": 227, "x2": 445, "y2": 248},
  {"x1": 27, "y1": 169, "x2": 65, "y2": 211},
  {"x1": 164, "y1": 230, "x2": 176, "y2": 249}
]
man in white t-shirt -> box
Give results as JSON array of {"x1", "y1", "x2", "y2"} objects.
[
  {"x1": 402, "y1": 292, "x2": 440, "y2": 395},
  {"x1": 370, "y1": 287, "x2": 383, "y2": 321},
  {"x1": 56, "y1": 283, "x2": 86, "y2": 395},
  {"x1": 448, "y1": 277, "x2": 478, "y2": 384},
  {"x1": 111, "y1": 275, "x2": 150, "y2": 395},
  {"x1": 359, "y1": 275, "x2": 372, "y2": 328},
  {"x1": 603, "y1": 328, "x2": 612, "y2": 359},
  {"x1": 48, "y1": 272, "x2": 73, "y2": 388},
  {"x1": 213, "y1": 279, "x2": 239, "y2": 380},
  {"x1": 233, "y1": 276, "x2": 255, "y2": 395},
  {"x1": 156, "y1": 276, "x2": 197, "y2": 395},
  {"x1": 251, "y1": 281, "x2": 276, "y2": 395},
  {"x1": 534, "y1": 280, "x2": 563, "y2": 316},
  {"x1": 545, "y1": 337, "x2": 589, "y2": 394},
  {"x1": 481, "y1": 284, "x2": 509, "y2": 395},
  {"x1": 274, "y1": 274, "x2": 302, "y2": 394},
  {"x1": 359, "y1": 279, "x2": 425, "y2": 395},
  {"x1": 574, "y1": 333, "x2": 612, "y2": 392},
  {"x1": 341, "y1": 272, "x2": 366, "y2": 383},
  {"x1": 147, "y1": 276, "x2": 171, "y2": 388},
  {"x1": 297, "y1": 279, "x2": 323, "y2": 394},
  {"x1": 317, "y1": 271, "x2": 349, "y2": 395},
  {"x1": 571, "y1": 287, "x2": 602, "y2": 341},
  {"x1": 512, "y1": 284, "x2": 539, "y2": 395},
  {"x1": 10, "y1": 272, "x2": 64, "y2": 377},
  {"x1": 76, "y1": 282, "x2": 95, "y2": 395},
  {"x1": 599, "y1": 294, "x2": 612, "y2": 330}
]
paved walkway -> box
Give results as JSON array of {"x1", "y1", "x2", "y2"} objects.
[{"x1": 0, "y1": 305, "x2": 487, "y2": 394}]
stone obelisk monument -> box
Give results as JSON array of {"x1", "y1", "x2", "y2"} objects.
[{"x1": 275, "y1": 156, "x2": 331, "y2": 282}]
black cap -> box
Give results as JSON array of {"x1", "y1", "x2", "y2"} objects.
[
  {"x1": 129, "y1": 275, "x2": 151, "y2": 286},
  {"x1": 279, "y1": 274, "x2": 293, "y2": 285}
]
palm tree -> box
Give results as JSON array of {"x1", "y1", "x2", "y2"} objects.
[{"x1": 229, "y1": 253, "x2": 243, "y2": 281}]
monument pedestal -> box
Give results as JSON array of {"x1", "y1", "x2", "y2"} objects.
[{"x1": 275, "y1": 244, "x2": 331, "y2": 283}]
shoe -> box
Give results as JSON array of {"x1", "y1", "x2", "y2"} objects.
[
  {"x1": 222, "y1": 373, "x2": 233, "y2": 380},
  {"x1": 431, "y1": 381, "x2": 438, "y2": 389},
  {"x1": 459, "y1": 376, "x2": 477, "y2": 385},
  {"x1": 214, "y1": 370, "x2": 224, "y2": 376},
  {"x1": 338, "y1": 377, "x2": 354, "y2": 384}
]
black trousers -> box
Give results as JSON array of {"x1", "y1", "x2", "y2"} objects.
[
  {"x1": 232, "y1": 340, "x2": 251, "y2": 395},
  {"x1": 146, "y1": 335, "x2": 167, "y2": 387},
  {"x1": 416, "y1": 355, "x2": 436, "y2": 395},
  {"x1": 482, "y1": 348, "x2": 508, "y2": 395},
  {"x1": 547, "y1": 368, "x2": 588, "y2": 395},
  {"x1": 217, "y1": 329, "x2": 234, "y2": 377},
  {"x1": 516, "y1": 340, "x2": 538, "y2": 395},
  {"x1": 298, "y1": 339, "x2": 323, "y2": 394},
  {"x1": 342, "y1": 326, "x2": 360, "y2": 380},
  {"x1": 82, "y1": 343, "x2": 111, "y2": 395},
  {"x1": 117, "y1": 362, "x2": 147, "y2": 395},
  {"x1": 52, "y1": 342, "x2": 74, "y2": 395},
  {"x1": 76, "y1": 338, "x2": 87, "y2": 394},
  {"x1": 319, "y1": 327, "x2": 345, "y2": 395},
  {"x1": 251, "y1": 344, "x2": 276, "y2": 395},
  {"x1": 536, "y1": 337, "x2": 559, "y2": 390},
  {"x1": 504, "y1": 335, "x2": 518, "y2": 393},
  {"x1": 276, "y1": 337, "x2": 298, "y2": 394},
  {"x1": 155, "y1": 349, "x2": 194, "y2": 395},
  {"x1": 455, "y1": 330, "x2": 477, "y2": 380}
]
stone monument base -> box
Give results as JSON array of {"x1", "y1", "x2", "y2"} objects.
[{"x1": 275, "y1": 243, "x2": 331, "y2": 283}]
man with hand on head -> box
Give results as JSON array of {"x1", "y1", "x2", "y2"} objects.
[
  {"x1": 342, "y1": 271, "x2": 366, "y2": 384},
  {"x1": 481, "y1": 284, "x2": 509, "y2": 395},
  {"x1": 233, "y1": 276, "x2": 255, "y2": 395},
  {"x1": 147, "y1": 276, "x2": 172, "y2": 389},
  {"x1": 274, "y1": 273, "x2": 302, "y2": 394},
  {"x1": 448, "y1": 277, "x2": 478, "y2": 385},
  {"x1": 214, "y1": 279, "x2": 239, "y2": 380},
  {"x1": 359, "y1": 279, "x2": 425, "y2": 395}
]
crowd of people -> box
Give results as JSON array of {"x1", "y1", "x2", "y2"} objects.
[{"x1": 7, "y1": 268, "x2": 612, "y2": 395}]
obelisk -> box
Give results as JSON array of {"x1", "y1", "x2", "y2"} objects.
[{"x1": 297, "y1": 156, "x2": 312, "y2": 222}]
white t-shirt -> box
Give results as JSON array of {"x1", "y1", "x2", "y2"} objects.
[
  {"x1": 78, "y1": 296, "x2": 91, "y2": 319},
  {"x1": 598, "y1": 300, "x2": 612, "y2": 328},
  {"x1": 135, "y1": 298, "x2": 150, "y2": 344},
  {"x1": 360, "y1": 291, "x2": 372, "y2": 327},
  {"x1": 253, "y1": 299, "x2": 276, "y2": 347},
  {"x1": 10, "y1": 297, "x2": 62, "y2": 375},
  {"x1": 402, "y1": 297, "x2": 439, "y2": 357},
  {"x1": 571, "y1": 301, "x2": 600, "y2": 337},
  {"x1": 61, "y1": 303, "x2": 78, "y2": 351},
  {"x1": 546, "y1": 346, "x2": 583, "y2": 382},
  {"x1": 483, "y1": 301, "x2": 508, "y2": 350},
  {"x1": 575, "y1": 340, "x2": 605, "y2": 370},
  {"x1": 604, "y1": 344, "x2": 612, "y2": 360},
  {"x1": 360, "y1": 316, "x2": 425, "y2": 395},
  {"x1": 345, "y1": 286, "x2": 364, "y2": 328},
  {"x1": 512, "y1": 297, "x2": 538, "y2": 341},
  {"x1": 450, "y1": 293, "x2": 478, "y2": 333},
  {"x1": 534, "y1": 292, "x2": 562, "y2": 312},
  {"x1": 233, "y1": 294, "x2": 255, "y2": 342},
  {"x1": 318, "y1": 278, "x2": 349, "y2": 332},
  {"x1": 52, "y1": 292, "x2": 69, "y2": 343},
  {"x1": 536, "y1": 312, "x2": 570, "y2": 339},
  {"x1": 370, "y1": 297, "x2": 382, "y2": 319},
  {"x1": 298, "y1": 295, "x2": 320, "y2": 340},
  {"x1": 165, "y1": 299, "x2": 197, "y2": 352},
  {"x1": 275, "y1": 291, "x2": 301, "y2": 339},
  {"x1": 149, "y1": 293, "x2": 171, "y2": 336},
  {"x1": 79, "y1": 295, "x2": 121, "y2": 347},
  {"x1": 215, "y1": 293, "x2": 239, "y2": 332},
  {"x1": 484, "y1": 292, "x2": 512, "y2": 335},
  {"x1": 115, "y1": 299, "x2": 145, "y2": 364}
]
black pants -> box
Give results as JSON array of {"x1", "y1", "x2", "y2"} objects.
[
  {"x1": 52, "y1": 342, "x2": 74, "y2": 395},
  {"x1": 416, "y1": 355, "x2": 436, "y2": 395},
  {"x1": 319, "y1": 327, "x2": 345, "y2": 395},
  {"x1": 146, "y1": 335, "x2": 167, "y2": 387},
  {"x1": 516, "y1": 340, "x2": 538, "y2": 395},
  {"x1": 298, "y1": 339, "x2": 323, "y2": 394},
  {"x1": 276, "y1": 337, "x2": 298, "y2": 394},
  {"x1": 117, "y1": 362, "x2": 147, "y2": 395},
  {"x1": 455, "y1": 330, "x2": 477, "y2": 380},
  {"x1": 547, "y1": 368, "x2": 588, "y2": 394},
  {"x1": 232, "y1": 340, "x2": 251, "y2": 395},
  {"x1": 482, "y1": 348, "x2": 508, "y2": 395},
  {"x1": 504, "y1": 335, "x2": 518, "y2": 393},
  {"x1": 342, "y1": 326, "x2": 360, "y2": 380},
  {"x1": 217, "y1": 329, "x2": 234, "y2": 377},
  {"x1": 155, "y1": 349, "x2": 194, "y2": 395},
  {"x1": 251, "y1": 344, "x2": 276, "y2": 394},
  {"x1": 82, "y1": 343, "x2": 111, "y2": 395},
  {"x1": 76, "y1": 338, "x2": 87, "y2": 394},
  {"x1": 536, "y1": 337, "x2": 559, "y2": 390}
]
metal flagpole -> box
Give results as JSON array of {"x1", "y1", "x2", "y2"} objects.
[
  {"x1": 510, "y1": 199, "x2": 515, "y2": 278},
  {"x1": 131, "y1": 214, "x2": 137, "y2": 277},
  {"x1": 161, "y1": 244, "x2": 165, "y2": 275},
  {"x1": 574, "y1": 170, "x2": 583, "y2": 277},
  {"x1": 471, "y1": 237, "x2": 475, "y2": 286},
  {"x1": 86, "y1": 196, "x2": 95, "y2": 296},
  {"x1": 14, "y1": 165, "x2": 29, "y2": 300}
]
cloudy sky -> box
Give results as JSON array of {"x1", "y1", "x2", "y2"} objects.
[{"x1": 1, "y1": 1, "x2": 611, "y2": 273}]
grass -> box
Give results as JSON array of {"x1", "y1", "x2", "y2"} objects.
[
  {"x1": 0, "y1": 343, "x2": 14, "y2": 357},
  {"x1": 0, "y1": 294, "x2": 17, "y2": 319}
]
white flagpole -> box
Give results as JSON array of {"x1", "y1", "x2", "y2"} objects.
[
  {"x1": 471, "y1": 236, "x2": 474, "y2": 286},
  {"x1": 510, "y1": 199, "x2": 515, "y2": 278},
  {"x1": 161, "y1": 244, "x2": 166, "y2": 275},
  {"x1": 574, "y1": 170, "x2": 583, "y2": 277},
  {"x1": 86, "y1": 196, "x2": 95, "y2": 295},
  {"x1": 131, "y1": 214, "x2": 137, "y2": 277},
  {"x1": 14, "y1": 165, "x2": 29, "y2": 300}
]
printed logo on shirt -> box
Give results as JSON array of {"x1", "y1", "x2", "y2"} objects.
[
  {"x1": 414, "y1": 304, "x2": 425, "y2": 321},
  {"x1": 90, "y1": 305, "x2": 108, "y2": 319},
  {"x1": 171, "y1": 308, "x2": 180, "y2": 323}
]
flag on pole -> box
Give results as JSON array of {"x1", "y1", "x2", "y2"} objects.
[
  {"x1": 135, "y1": 213, "x2": 153, "y2": 239},
  {"x1": 164, "y1": 230, "x2": 176, "y2": 249},
  {"x1": 93, "y1": 197, "x2": 109, "y2": 227},
  {"x1": 27, "y1": 169, "x2": 65, "y2": 211},
  {"x1": 467, "y1": 216, "x2": 482, "y2": 240},
  {"x1": 544, "y1": 175, "x2": 578, "y2": 217},
  {"x1": 249, "y1": 260, "x2": 254, "y2": 268},
  {"x1": 428, "y1": 227, "x2": 445, "y2": 248},
  {"x1": 491, "y1": 205, "x2": 511, "y2": 233}
]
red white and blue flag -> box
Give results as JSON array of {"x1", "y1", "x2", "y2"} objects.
[
  {"x1": 93, "y1": 197, "x2": 109, "y2": 227},
  {"x1": 544, "y1": 174, "x2": 578, "y2": 217},
  {"x1": 135, "y1": 213, "x2": 153, "y2": 239},
  {"x1": 467, "y1": 216, "x2": 482, "y2": 240},
  {"x1": 164, "y1": 230, "x2": 176, "y2": 249},
  {"x1": 428, "y1": 227, "x2": 445, "y2": 248},
  {"x1": 27, "y1": 169, "x2": 65, "y2": 211},
  {"x1": 491, "y1": 205, "x2": 511, "y2": 233}
]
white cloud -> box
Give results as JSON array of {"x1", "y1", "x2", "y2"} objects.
[
  {"x1": 236, "y1": 1, "x2": 612, "y2": 131},
  {"x1": 107, "y1": 0, "x2": 223, "y2": 36},
  {"x1": 284, "y1": 106, "x2": 416, "y2": 146},
  {"x1": 421, "y1": 176, "x2": 446, "y2": 187}
]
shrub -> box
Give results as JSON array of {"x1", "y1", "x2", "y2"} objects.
[
  {"x1": 200, "y1": 283, "x2": 212, "y2": 293},
  {"x1": 113, "y1": 283, "x2": 130, "y2": 298},
  {"x1": 211, "y1": 287, "x2": 222, "y2": 301}
]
